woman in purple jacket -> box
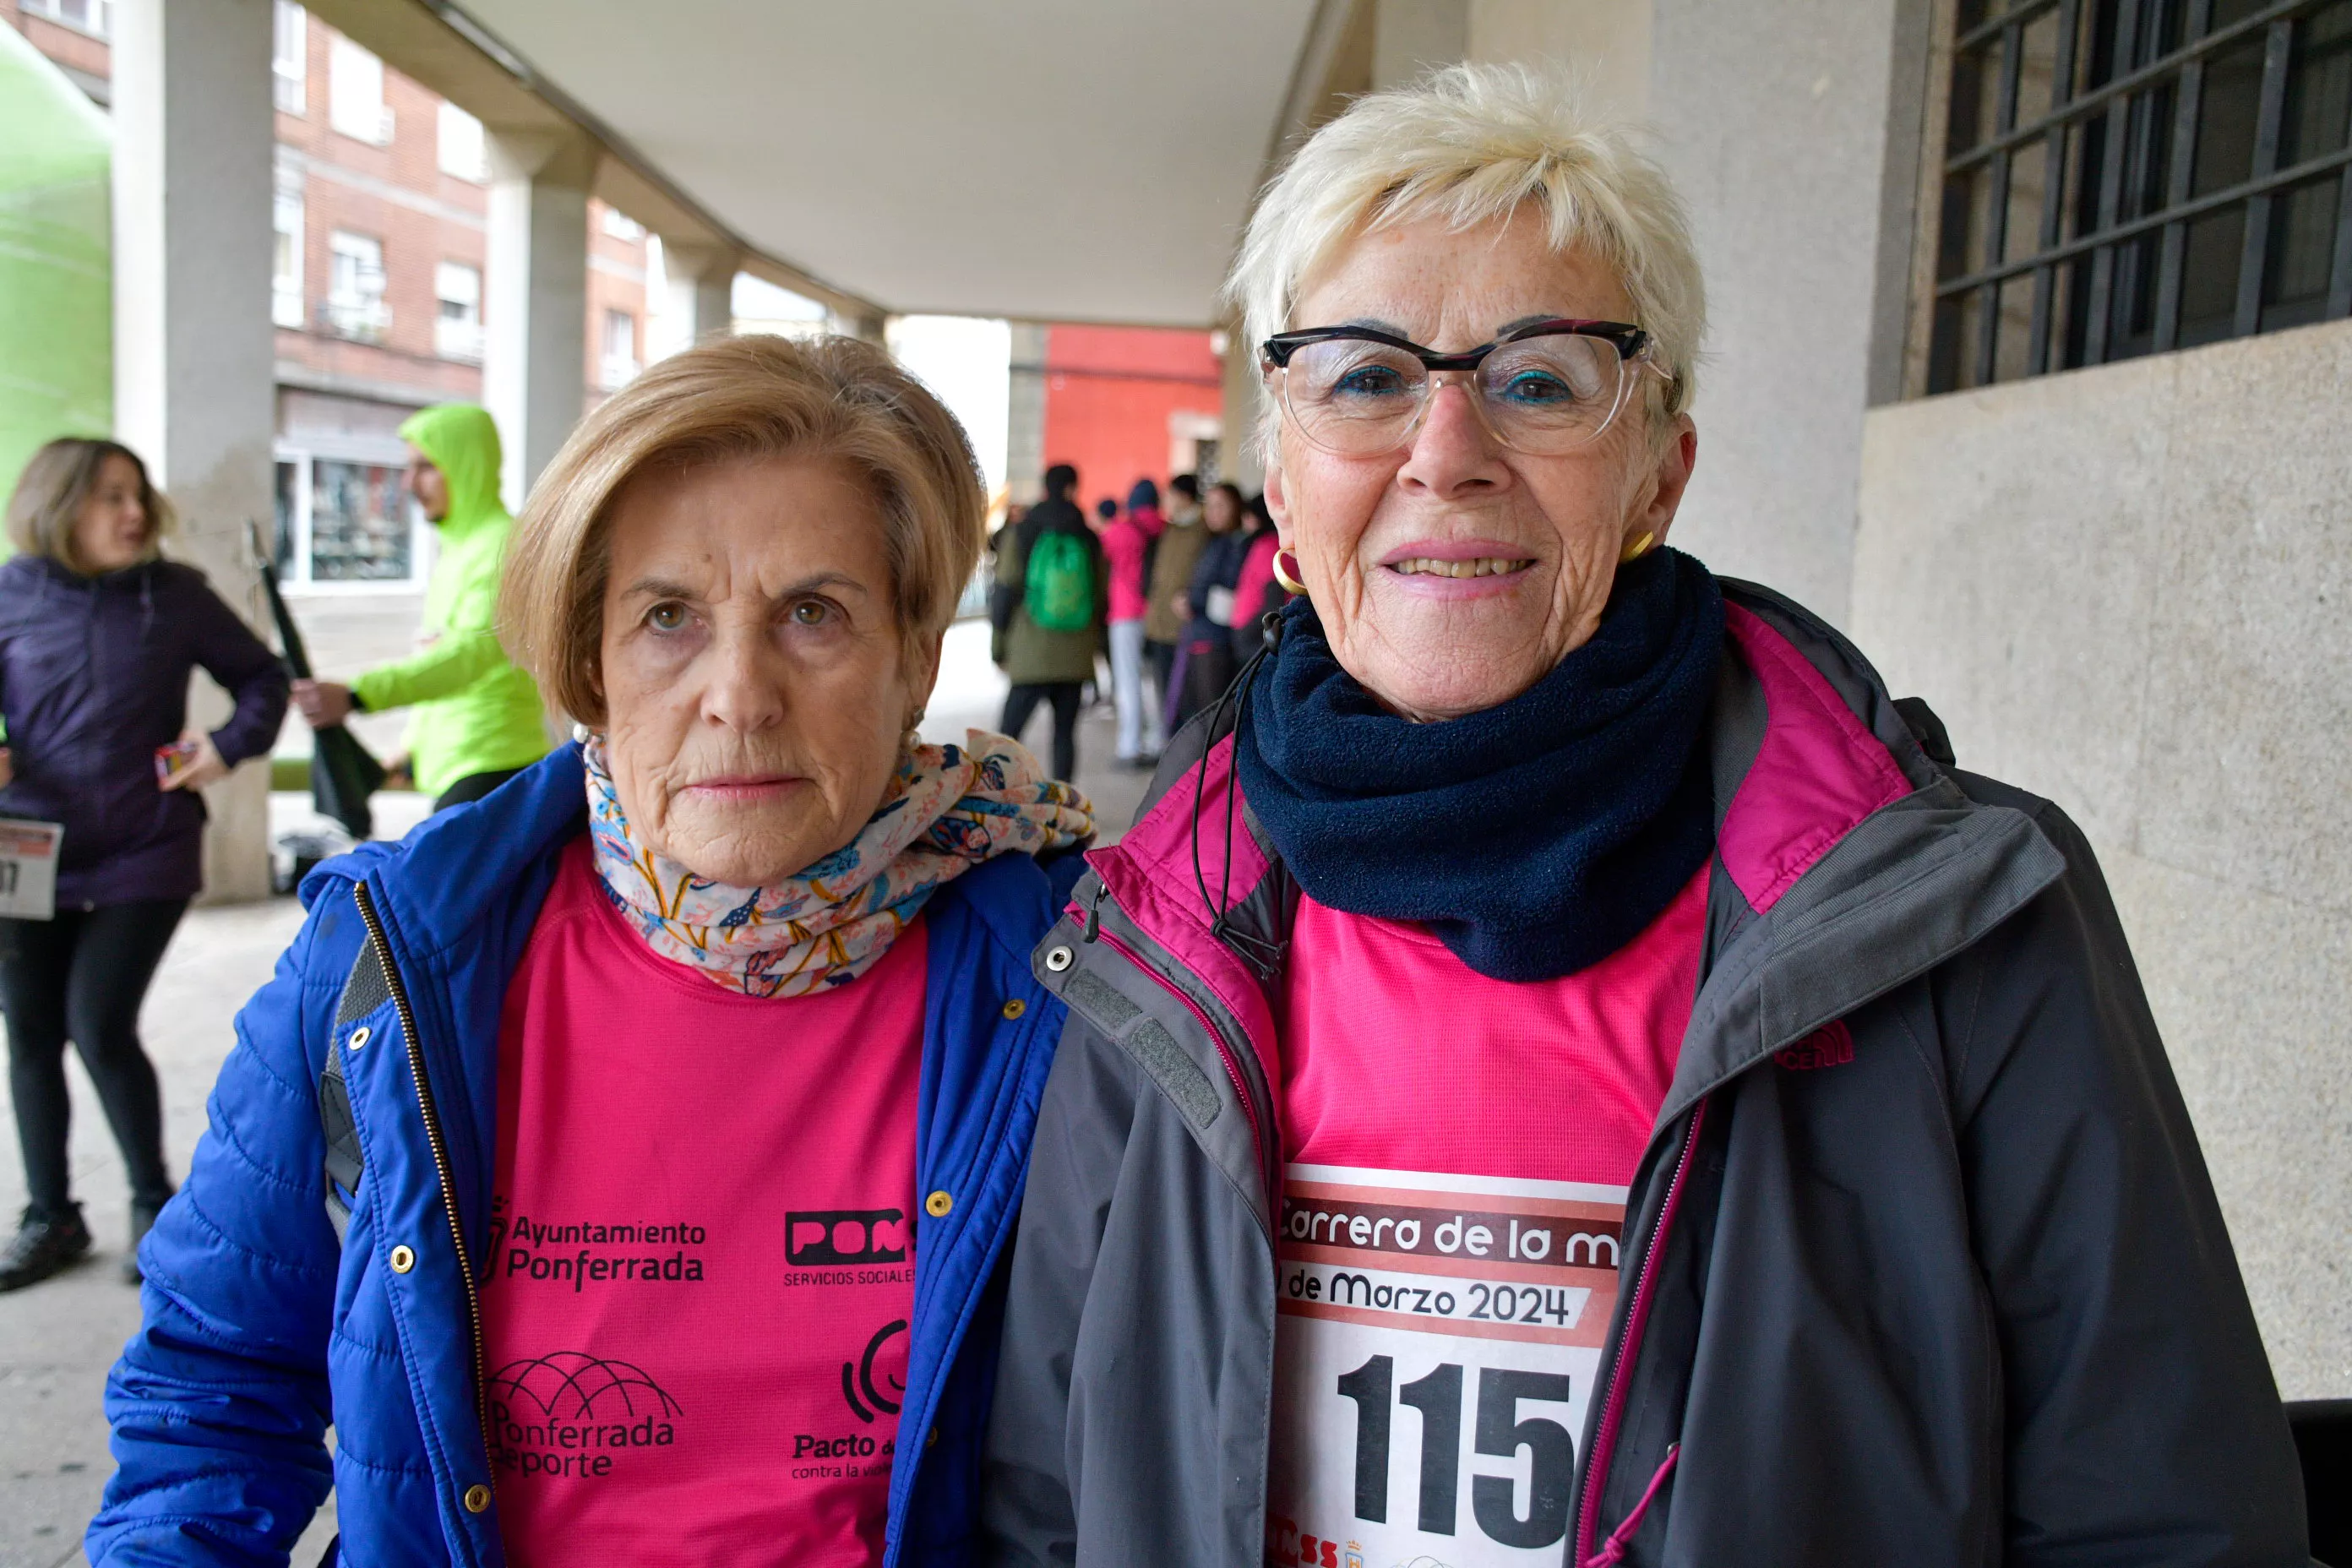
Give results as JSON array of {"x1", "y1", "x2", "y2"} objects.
[{"x1": 0, "y1": 438, "x2": 288, "y2": 1291}]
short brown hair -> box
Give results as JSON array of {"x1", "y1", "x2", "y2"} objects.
[
  {"x1": 5, "y1": 438, "x2": 175, "y2": 574},
  {"x1": 501, "y1": 335, "x2": 988, "y2": 725}
]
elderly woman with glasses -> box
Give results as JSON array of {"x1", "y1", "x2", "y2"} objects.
[
  {"x1": 90, "y1": 336, "x2": 1093, "y2": 1565},
  {"x1": 981, "y1": 65, "x2": 2305, "y2": 1568}
]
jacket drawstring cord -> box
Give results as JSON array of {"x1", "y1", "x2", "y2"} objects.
[
  {"x1": 1185, "y1": 609, "x2": 1285, "y2": 979},
  {"x1": 1586, "y1": 1442, "x2": 1680, "y2": 1568}
]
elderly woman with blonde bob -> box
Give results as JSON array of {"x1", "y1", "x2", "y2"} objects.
[
  {"x1": 983, "y1": 65, "x2": 2305, "y2": 1568},
  {"x1": 90, "y1": 336, "x2": 1094, "y2": 1566}
]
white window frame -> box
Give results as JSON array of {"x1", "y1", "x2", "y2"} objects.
[
  {"x1": 600, "y1": 205, "x2": 645, "y2": 242},
  {"x1": 274, "y1": 438, "x2": 436, "y2": 593},
  {"x1": 437, "y1": 101, "x2": 488, "y2": 183},
  {"x1": 272, "y1": 3, "x2": 308, "y2": 115},
  {"x1": 325, "y1": 230, "x2": 389, "y2": 341},
  {"x1": 434, "y1": 260, "x2": 484, "y2": 363},
  {"x1": 599, "y1": 308, "x2": 640, "y2": 391},
  {"x1": 19, "y1": 0, "x2": 112, "y2": 39},
  {"x1": 273, "y1": 182, "x2": 306, "y2": 329},
  {"x1": 328, "y1": 35, "x2": 393, "y2": 145}
]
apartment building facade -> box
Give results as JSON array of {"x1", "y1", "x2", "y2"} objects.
[{"x1": 4, "y1": 0, "x2": 647, "y2": 598}]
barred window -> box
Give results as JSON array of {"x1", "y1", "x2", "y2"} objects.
[{"x1": 1930, "y1": 0, "x2": 2352, "y2": 392}]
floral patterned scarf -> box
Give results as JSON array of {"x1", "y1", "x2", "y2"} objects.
[{"x1": 582, "y1": 729, "x2": 1094, "y2": 997}]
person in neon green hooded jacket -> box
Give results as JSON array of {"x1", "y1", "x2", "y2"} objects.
[{"x1": 290, "y1": 404, "x2": 549, "y2": 808}]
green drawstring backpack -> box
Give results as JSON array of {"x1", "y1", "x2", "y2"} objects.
[{"x1": 1024, "y1": 529, "x2": 1094, "y2": 633}]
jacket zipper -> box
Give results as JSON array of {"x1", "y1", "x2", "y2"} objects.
[
  {"x1": 1573, "y1": 1096, "x2": 1708, "y2": 1566},
  {"x1": 351, "y1": 882, "x2": 493, "y2": 1485},
  {"x1": 1090, "y1": 920, "x2": 1271, "y2": 1206}
]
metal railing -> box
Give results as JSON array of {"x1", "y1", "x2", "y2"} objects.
[
  {"x1": 320, "y1": 297, "x2": 391, "y2": 344},
  {"x1": 1929, "y1": 0, "x2": 2352, "y2": 391},
  {"x1": 435, "y1": 315, "x2": 484, "y2": 364},
  {"x1": 598, "y1": 351, "x2": 641, "y2": 392}
]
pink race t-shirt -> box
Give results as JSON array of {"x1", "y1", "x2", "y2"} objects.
[
  {"x1": 482, "y1": 839, "x2": 923, "y2": 1566},
  {"x1": 1267, "y1": 872, "x2": 1704, "y2": 1568}
]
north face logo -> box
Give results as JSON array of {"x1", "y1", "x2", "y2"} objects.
[{"x1": 1775, "y1": 1019, "x2": 1854, "y2": 1070}]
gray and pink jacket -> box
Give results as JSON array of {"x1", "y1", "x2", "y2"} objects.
[{"x1": 979, "y1": 581, "x2": 2309, "y2": 1566}]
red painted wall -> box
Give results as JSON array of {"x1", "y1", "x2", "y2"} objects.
[{"x1": 1040, "y1": 325, "x2": 1222, "y2": 511}]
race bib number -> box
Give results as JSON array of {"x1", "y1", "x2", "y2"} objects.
[
  {"x1": 0, "y1": 820, "x2": 62, "y2": 921},
  {"x1": 1267, "y1": 1163, "x2": 1625, "y2": 1568}
]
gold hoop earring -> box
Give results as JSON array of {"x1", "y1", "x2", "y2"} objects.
[
  {"x1": 1620, "y1": 531, "x2": 1657, "y2": 564},
  {"x1": 1272, "y1": 547, "x2": 1309, "y2": 596}
]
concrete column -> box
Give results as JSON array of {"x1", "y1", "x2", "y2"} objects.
[
  {"x1": 483, "y1": 128, "x2": 593, "y2": 511},
  {"x1": 1220, "y1": 321, "x2": 1266, "y2": 494},
  {"x1": 1467, "y1": 0, "x2": 1654, "y2": 121},
  {"x1": 654, "y1": 239, "x2": 738, "y2": 361},
  {"x1": 1374, "y1": 0, "x2": 1468, "y2": 87},
  {"x1": 111, "y1": 0, "x2": 275, "y2": 902},
  {"x1": 1004, "y1": 322, "x2": 1048, "y2": 504},
  {"x1": 1644, "y1": 0, "x2": 1933, "y2": 624},
  {"x1": 830, "y1": 309, "x2": 890, "y2": 346}
]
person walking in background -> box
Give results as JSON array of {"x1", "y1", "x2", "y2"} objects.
[
  {"x1": 1143, "y1": 473, "x2": 1203, "y2": 732},
  {"x1": 0, "y1": 438, "x2": 288, "y2": 1291},
  {"x1": 990, "y1": 499, "x2": 1025, "y2": 554},
  {"x1": 1229, "y1": 490, "x2": 1291, "y2": 663},
  {"x1": 290, "y1": 403, "x2": 548, "y2": 813},
  {"x1": 1101, "y1": 478, "x2": 1166, "y2": 769},
  {"x1": 993, "y1": 462, "x2": 1102, "y2": 781},
  {"x1": 1169, "y1": 480, "x2": 1248, "y2": 731}
]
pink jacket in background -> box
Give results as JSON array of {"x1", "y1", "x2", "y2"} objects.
[
  {"x1": 1232, "y1": 529, "x2": 1286, "y2": 645},
  {"x1": 1102, "y1": 504, "x2": 1163, "y2": 623}
]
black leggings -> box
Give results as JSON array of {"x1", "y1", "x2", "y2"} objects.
[
  {"x1": 0, "y1": 899, "x2": 187, "y2": 1217},
  {"x1": 1000, "y1": 682, "x2": 1082, "y2": 781}
]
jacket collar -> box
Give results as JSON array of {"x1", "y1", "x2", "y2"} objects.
[
  {"x1": 8, "y1": 552, "x2": 166, "y2": 594},
  {"x1": 304, "y1": 743, "x2": 590, "y2": 956}
]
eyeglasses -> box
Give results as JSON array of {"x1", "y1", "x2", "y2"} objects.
[{"x1": 1260, "y1": 318, "x2": 1663, "y2": 457}]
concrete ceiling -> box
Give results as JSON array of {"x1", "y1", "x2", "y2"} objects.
[{"x1": 451, "y1": 0, "x2": 1322, "y2": 325}]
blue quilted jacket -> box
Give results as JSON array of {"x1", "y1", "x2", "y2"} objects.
[{"x1": 88, "y1": 744, "x2": 1077, "y2": 1566}]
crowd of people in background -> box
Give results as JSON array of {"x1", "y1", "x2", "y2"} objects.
[{"x1": 991, "y1": 462, "x2": 1294, "y2": 781}]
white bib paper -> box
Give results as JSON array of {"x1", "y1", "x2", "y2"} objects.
[
  {"x1": 1267, "y1": 1163, "x2": 1626, "y2": 1568},
  {"x1": 0, "y1": 819, "x2": 63, "y2": 920}
]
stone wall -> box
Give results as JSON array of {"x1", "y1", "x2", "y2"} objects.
[{"x1": 1852, "y1": 317, "x2": 2352, "y2": 1399}]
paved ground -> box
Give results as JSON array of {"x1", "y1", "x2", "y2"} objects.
[{"x1": 0, "y1": 622, "x2": 1149, "y2": 1565}]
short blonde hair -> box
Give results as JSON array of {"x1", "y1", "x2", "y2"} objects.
[
  {"x1": 501, "y1": 335, "x2": 986, "y2": 725},
  {"x1": 1226, "y1": 63, "x2": 1706, "y2": 448},
  {"x1": 5, "y1": 438, "x2": 174, "y2": 574}
]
